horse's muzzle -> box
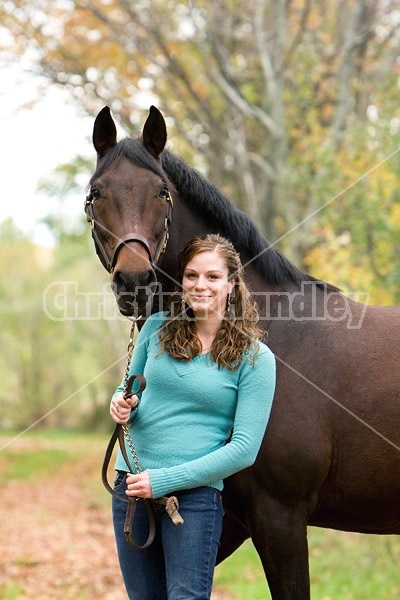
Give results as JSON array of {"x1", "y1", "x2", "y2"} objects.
[{"x1": 112, "y1": 268, "x2": 158, "y2": 317}]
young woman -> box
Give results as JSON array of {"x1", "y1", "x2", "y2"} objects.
[{"x1": 110, "y1": 233, "x2": 276, "y2": 600}]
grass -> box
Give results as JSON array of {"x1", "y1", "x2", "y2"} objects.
[
  {"x1": 0, "y1": 583, "x2": 25, "y2": 600},
  {"x1": 0, "y1": 428, "x2": 102, "y2": 483},
  {"x1": 1, "y1": 429, "x2": 399, "y2": 599},
  {"x1": 0, "y1": 447, "x2": 69, "y2": 482},
  {"x1": 214, "y1": 530, "x2": 400, "y2": 599},
  {"x1": 308, "y1": 527, "x2": 400, "y2": 600},
  {"x1": 214, "y1": 539, "x2": 270, "y2": 598}
]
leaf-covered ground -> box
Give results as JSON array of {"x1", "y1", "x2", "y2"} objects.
[
  {"x1": 0, "y1": 435, "x2": 231, "y2": 599},
  {"x1": 2, "y1": 434, "x2": 400, "y2": 599}
]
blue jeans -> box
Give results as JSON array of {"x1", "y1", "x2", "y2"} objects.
[{"x1": 112, "y1": 472, "x2": 224, "y2": 600}]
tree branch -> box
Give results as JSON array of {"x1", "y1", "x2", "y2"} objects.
[{"x1": 331, "y1": 0, "x2": 376, "y2": 148}]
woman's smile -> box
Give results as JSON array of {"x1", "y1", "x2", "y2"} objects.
[
  {"x1": 182, "y1": 250, "x2": 234, "y2": 318},
  {"x1": 189, "y1": 294, "x2": 212, "y2": 300}
]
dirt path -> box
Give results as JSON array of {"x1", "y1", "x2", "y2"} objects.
[{"x1": 0, "y1": 437, "x2": 230, "y2": 599}]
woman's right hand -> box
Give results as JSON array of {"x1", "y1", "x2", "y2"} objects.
[{"x1": 110, "y1": 391, "x2": 139, "y2": 424}]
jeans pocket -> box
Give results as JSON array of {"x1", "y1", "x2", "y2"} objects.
[{"x1": 113, "y1": 470, "x2": 127, "y2": 491}]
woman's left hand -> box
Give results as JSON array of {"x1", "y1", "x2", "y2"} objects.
[{"x1": 126, "y1": 470, "x2": 153, "y2": 499}]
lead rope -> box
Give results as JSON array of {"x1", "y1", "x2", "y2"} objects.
[
  {"x1": 121, "y1": 318, "x2": 184, "y2": 527},
  {"x1": 121, "y1": 319, "x2": 143, "y2": 474}
]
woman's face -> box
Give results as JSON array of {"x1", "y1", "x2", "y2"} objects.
[{"x1": 182, "y1": 250, "x2": 234, "y2": 319}]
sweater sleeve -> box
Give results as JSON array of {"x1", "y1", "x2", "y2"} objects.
[{"x1": 147, "y1": 346, "x2": 276, "y2": 499}]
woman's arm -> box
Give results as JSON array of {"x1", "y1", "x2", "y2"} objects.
[{"x1": 147, "y1": 347, "x2": 276, "y2": 499}]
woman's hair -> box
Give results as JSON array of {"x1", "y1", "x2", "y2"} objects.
[{"x1": 158, "y1": 234, "x2": 265, "y2": 370}]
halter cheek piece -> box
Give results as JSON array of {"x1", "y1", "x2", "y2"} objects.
[{"x1": 84, "y1": 190, "x2": 173, "y2": 273}]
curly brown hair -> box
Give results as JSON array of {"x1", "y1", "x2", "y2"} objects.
[{"x1": 158, "y1": 234, "x2": 265, "y2": 370}]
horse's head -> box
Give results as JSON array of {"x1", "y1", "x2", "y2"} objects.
[{"x1": 86, "y1": 106, "x2": 173, "y2": 317}]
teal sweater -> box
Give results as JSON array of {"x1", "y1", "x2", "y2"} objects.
[{"x1": 114, "y1": 312, "x2": 276, "y2": 499}]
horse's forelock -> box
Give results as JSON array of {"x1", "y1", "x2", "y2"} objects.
[{"x1": 90, "y1": 137, "x2": 165, "y2": 184}]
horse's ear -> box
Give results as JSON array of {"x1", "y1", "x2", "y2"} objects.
[
  {"x1": 93, "y1": 106, "x2": 117, "y2": 159},
  {"x1": 142, "y1": 106, "x2": 167, "y2": 159}
]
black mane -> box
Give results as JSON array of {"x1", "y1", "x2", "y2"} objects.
[
  {"x1": 91, "y1": 136, "x2": 338, "y2": 291},
  {"x1": 162, "y1": 149, "x2": 339, "y2": 291}
]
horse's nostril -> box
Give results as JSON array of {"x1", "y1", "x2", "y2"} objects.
[
  {"x1": 111, "y1": 269, "x2": 157, "y2": 317},
  {"x1": 113, "y1": 269, "x2": 127, "y2": 292},
  {"x1": 112, "y1": 269, "x2": 155, "y2": 293},
  {"x1": 139, "y1": 270, "x2": 155, "y2": 288}
]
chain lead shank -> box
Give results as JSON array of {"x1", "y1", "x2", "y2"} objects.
[
  {"x1": 118, "y1": 317, "x2": 184, "y2": 527},
  {"x1": 121, "y1": 318, "x2": 143, "y2": 474}
]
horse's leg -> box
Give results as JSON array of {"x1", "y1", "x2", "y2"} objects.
[
  {"x1": 216, "y1": 510, "x2": 250, "y2": 564},
  {"x1": 249, "y1": 500, "x2": 310, "y2": 600}
]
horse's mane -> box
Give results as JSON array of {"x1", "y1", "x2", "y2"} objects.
[
  {"x1": 91, "y1": 137, "x2": 338, "y2": 291},
  {"x1": 161, "y1": 149, "x2": 339, "y2": 292}
]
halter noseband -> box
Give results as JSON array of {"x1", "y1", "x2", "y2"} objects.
[{"x1": 84, "y1": 190, "x2": 173, "y2": 274}]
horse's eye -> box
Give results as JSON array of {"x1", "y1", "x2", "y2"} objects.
[
  {"x1": 90, "y1": 187, "x2": 101, "y2": 201},
  {"x1": 158, "y1": 186, "x2": 169, "y2": 200}
]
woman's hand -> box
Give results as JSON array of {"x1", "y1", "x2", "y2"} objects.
[
  {"x1": 110, "y1": 391, "x2": 139, "y2": 424},
  {"x1": 126, "y1": 470, "x2": 152, "y2": 499}
]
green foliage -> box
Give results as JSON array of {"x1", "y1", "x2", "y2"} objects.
[
  {"x1": 303, "y1": 122, "x2": 400, "y2": 305},
  {"x1": 0, "y1": 223, "x2": 128, "y2": 431},
  {"x1": 1, "y1": 1, "x2": 399, "y2": 433},
  {"x1": 3, "y1": 0, "x2": 400, "y2": 259}
]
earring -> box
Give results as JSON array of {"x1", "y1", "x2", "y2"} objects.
[
  {"x1": 181, "y1": 293, "x2": 194, "y2": 320},
  {"x1": 226, "y1": 292, "x2": 232, "y2": 319}
]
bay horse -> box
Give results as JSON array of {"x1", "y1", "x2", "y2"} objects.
[{"x1": 87, "y1": 105, "x2": 400, "y2": 599}]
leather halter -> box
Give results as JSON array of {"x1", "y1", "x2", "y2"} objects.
[{"x1": 84, "y1": 190, "x2": 173, "y2": 273}]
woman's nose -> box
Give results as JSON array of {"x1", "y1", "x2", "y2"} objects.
[{"x1": 195, "y1": 276, "x2": 207, "y2": 288}]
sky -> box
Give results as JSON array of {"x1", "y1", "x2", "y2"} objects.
[{"x1": 0, "y1": 67, "x2": 94, "y2": 246}]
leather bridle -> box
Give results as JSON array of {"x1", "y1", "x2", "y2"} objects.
[{"x1": 84, "y1": 189, "x2": 173, "y2": 273}]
